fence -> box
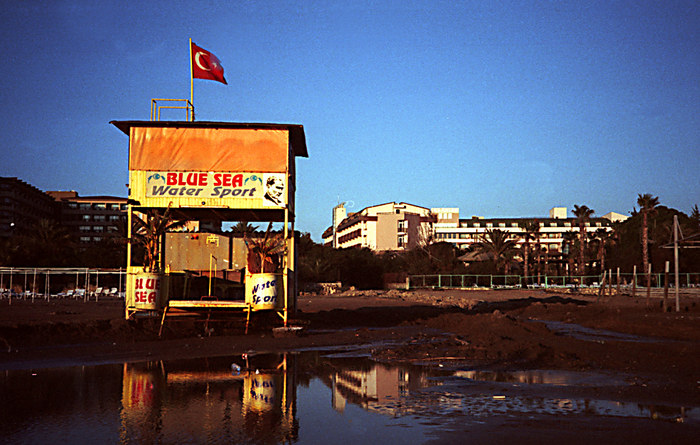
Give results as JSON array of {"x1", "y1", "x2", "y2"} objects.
[
  {"x1": 408, "y1": 272, "x2": 700, "y2": 290},
  {"x1": 0, "y1": 267, "x2": 126, "y2": 301}
]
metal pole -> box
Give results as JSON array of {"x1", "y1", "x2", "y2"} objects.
[
  {"x1": 646, "y1": 263, "x2": 652, "y2": 306},
  {"x1": 663, "y1": 261, "x2": 669, "y2": 312},
  {"x1": 32, "y1": 269, "x2": 37, "y2": 302},
  {"x1": 632, "y1": 265, "x2": 637, "y2": 298},
  {"x1": 674, "y1": 215, "x2": 680, "y2": 312},
  {"x1": 189, "y1": 38, "x2": 194, "y2": 121},
  {"x1": 616, "y1": 267, "x2": 620, "y2": 296},
  {"x1": 8, "y1": 268, "x2": 12, "y2": 305}
]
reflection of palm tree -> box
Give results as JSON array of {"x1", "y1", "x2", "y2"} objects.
[
  {"x1": 637, "y1": 193, "x2": 659, "y2": 291},
  {"x1": 473, "y1": 229, "x2": 517, "y2": 274},
  {"x1": 573, "y1": 205, "x2": 594, "y2": 275}
]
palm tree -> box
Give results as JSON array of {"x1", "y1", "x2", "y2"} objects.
[
  {"x1": 244, "y1": 222, "x2": 287, "y2": 273},
  {"x1": 473, "y1": 229, "x2": 518, "y2": 274},
  {"x1": 561, "y1": 230, "x2": 579, "y2": 277},
  {"x1": 132, "y1": 206, "x2": 187, "y2": 272},
  {"x1": 637, "y1": 193, "x2": 659, "y2": 290},
  {"x1": 20, "y1": 219, "x2": 75, "y2": 266},
  {"x1": 689, "y1": 204, "x2": 700, "y2": 232},
  {"x1": 230, "y1": 221, "x2": 258, "y2": 237},
  {"x1": 572, "y1": 205, "x2": 595, "y2": 275},
  {"x1": 519, "y1": 220, "x2": 540, "y2": 285},
  {"x1": 591, "y1": 228, "x2": 613, "y2": 274}
]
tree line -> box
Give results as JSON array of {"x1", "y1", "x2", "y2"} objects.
[
  {"x1": 296, "y1": 195, "x2": 700, "y2": 289},
  {"x1": 2, "y1": 195, "x2": 699, "y2": 290}
]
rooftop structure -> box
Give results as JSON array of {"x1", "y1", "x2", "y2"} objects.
[
  {"x1": 0, "y1": 177, "x2": 57, "y2": 239},
  {"x1": 48, "y1": 191, "x2": 128, "y2": 244},
  {"x1": 322, "y1": 202, "x2": 435, "y2": 251}
]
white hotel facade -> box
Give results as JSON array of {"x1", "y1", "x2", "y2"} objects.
[{"x1": 323, "y1": 203, "x2": 628, "y2": 255}]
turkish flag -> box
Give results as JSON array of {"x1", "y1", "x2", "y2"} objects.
[{"x1": 191, "y1": 42, "x2": 227, "y2": 85}]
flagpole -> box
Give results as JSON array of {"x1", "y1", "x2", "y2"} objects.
[{"x1": 189, "y1": 38, "x2": 194, "y2": 121}]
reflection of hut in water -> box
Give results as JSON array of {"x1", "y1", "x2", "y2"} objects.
[
  {"x1": 120, "y1": 354, "x2": 297, "y2": 443},
  {"x1": 318, "y1": 358, "x2": 434, "y2": 416},
  {"x1": 120, "y1": 361, "x2": 168, "y2": 444}
]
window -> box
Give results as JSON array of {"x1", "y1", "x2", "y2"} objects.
[
  {"x1": 499, "y1": 223, "x2": 506, "y2": 227},
  {"x1": 109, "y1": 204, "x2": 120, "y2": 210},
  {"x1": 79, "y1": 203, "x2": 91, "y2": 210},
  {"x1": 79, "y1": 225, "x2": 91, "y2": 232},
  {"x1": 511, "y1": 223, "x2": 519, "y2": 227},
  {"x1": 82, "y1": 215, "x2": 91, "y2": 221},
  {"x1": 486, "y1": 223, "x2": 493, "y2": 227},
  {"x1": 94, "y1": 203, "x2": 107, "y2": 210},
  {"x1": 93, "y1": 226, "x2": 104, "y2": 232},
  {"x1": 93, "y1": 215, "x2": 106, "y2": 221},
  {"x1": 80, "y1": 236, "x2": 91, "y2": 243},
  {"x1": 109, "y1": 215, "x2": 121, "y2": 221},
  {"x1": 564, "y1": 222, "x2": 571, "y2": 227}
]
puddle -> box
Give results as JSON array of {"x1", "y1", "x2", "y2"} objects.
[
  {"x1": 0, "y1": 350, "x2": 697, "y2": 443},
  {"x1": 454, "y1": 369, "x2": 627, "y2": 386},
  {"x1": 536, "y1": 320, "x2": 666, "y2": 343},
  {"x1": 406, "y1": 387, "x2": 698, "y2": 425}
]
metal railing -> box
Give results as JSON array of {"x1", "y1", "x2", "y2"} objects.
[
  {"x1": 407, "y1": 272, "x2": 700, "y2": 290},
  {"x1": 0, "y1": 267, "x2": 126, "y2": 301}
]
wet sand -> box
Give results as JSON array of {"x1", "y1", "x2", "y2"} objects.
[{"x1": 1, "y1": 289, "x2": 699, "y2": 409}]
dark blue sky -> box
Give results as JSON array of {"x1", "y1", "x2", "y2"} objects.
[{"x1": 1, "y1": 0, "x2": 698, "y2": 239}]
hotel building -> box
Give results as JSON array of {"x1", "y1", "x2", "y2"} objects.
[
  {"x1": 325, "y1": 203, "x2": 627, "y2": 255},
  {"x1": 433, "y1": 206, "x2": 624, "y2": 255},
  {"x1": 0, "y1": 177, "x2": 128, "y2": 246},
  {"x1": 322, "y1": 202, "x2": 435, "y2": 251}
]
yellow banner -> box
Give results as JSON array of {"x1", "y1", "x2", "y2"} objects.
[{"x1": 132, "y1": 171, "x2": 286, "y2": 208}]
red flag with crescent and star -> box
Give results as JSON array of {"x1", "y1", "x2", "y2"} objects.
[{"x1": 191, "y1": 42, "x2": 227, "y2": 85}]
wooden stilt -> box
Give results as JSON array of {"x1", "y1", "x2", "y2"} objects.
[{"x1": 158, "y1": 306, "x2": 169, "y2": 337}]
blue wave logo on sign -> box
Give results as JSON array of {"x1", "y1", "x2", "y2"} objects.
[
  {"x1": 245, "y1": 175, "x2": 263, "y2": 185},
  {"x1": 147, "y1": 173, "x2": 166, "y2": 183}
]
